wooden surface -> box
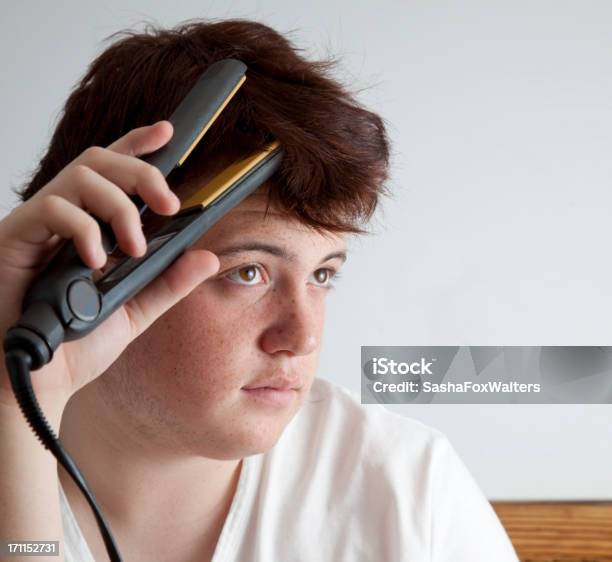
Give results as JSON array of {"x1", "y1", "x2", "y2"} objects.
[{"x1": 491, "y1": 502, "x2": 612, "y2": 562}]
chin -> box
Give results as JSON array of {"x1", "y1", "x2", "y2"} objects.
[
  {"x1": 199, "y1": 417, "x2": 290, "y2": 461},
  {"x1": 240, "y1": 418, "x2": 290, "y2": 455}
]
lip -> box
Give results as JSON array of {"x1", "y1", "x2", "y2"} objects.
[
  {"x1": 241, "y1": 373, "x2": 301, "y2": 407},
  {"x1": 241, "y1": 387, "x2": 297, "y2": 407},
  {"x1": 242, "y1": 375, "x2": 301, "y2": 391}
]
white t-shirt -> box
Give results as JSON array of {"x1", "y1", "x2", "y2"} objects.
[{"x1": 59, "y1": 377, "x2": 519, "y2": 561}]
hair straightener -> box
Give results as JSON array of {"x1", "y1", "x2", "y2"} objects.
[{"x1": 3, "y1": 58, "x2": 283, "y2": 562}]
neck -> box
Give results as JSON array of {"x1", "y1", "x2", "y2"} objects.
[{"x1": 57, "y1": 381, "x2": 242, "y2": 546}]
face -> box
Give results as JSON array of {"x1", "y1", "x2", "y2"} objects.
[{"x1": 94, "y1": 186, "x2": 347, "y2": 460}]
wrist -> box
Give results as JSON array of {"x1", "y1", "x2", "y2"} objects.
[{"x1": 0, "y1": 389, "x2": 67, "y2": 426}]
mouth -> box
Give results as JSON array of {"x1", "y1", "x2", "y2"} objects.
[
  {"x1": 241, "y1": 373, "x2": 301, "y2": 407},
  {"x1": 242, "y1": 373, "x2": 301, "y2": 392},
  {"x1": 241, "y1": 387, "x2": 298, "y2": 407}
]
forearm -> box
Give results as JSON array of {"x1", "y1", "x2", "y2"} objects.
[{"x1": 0, "y1": 400, "x2": 66, "y2": 562}]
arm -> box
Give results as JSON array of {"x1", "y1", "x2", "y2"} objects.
[
  {"x1": 0, "y1": 121, "x2": 219, "y2": 561},
  {"x1": 0, "y1": 400, "x2": 67, "y2": 561}
]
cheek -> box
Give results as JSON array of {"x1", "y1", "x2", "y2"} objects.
[{"x1": 128, "y1": 288, "x2": 259, "y2": 401}]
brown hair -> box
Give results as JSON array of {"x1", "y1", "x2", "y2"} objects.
[{"x1": 15, "y1": 18, "x2": 391, "y2": 234}]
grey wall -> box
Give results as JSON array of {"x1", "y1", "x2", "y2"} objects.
[{"x1": 2, "y1": 0, "x2": 611, "y2": 500}]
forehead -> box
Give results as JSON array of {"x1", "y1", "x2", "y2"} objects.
[{"x1": 197, "y1": 187, "x2": 346, "y2": 252}]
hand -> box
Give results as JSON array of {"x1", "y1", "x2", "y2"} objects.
[{"x1": 0, "y1": 121, "x2": 219, "y2": 410}]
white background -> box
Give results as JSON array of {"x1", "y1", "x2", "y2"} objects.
[{"x1": 1, "y1": 0, "x2": 611, "y2": 500}]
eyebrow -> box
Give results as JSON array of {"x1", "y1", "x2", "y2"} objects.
[{"x1": 215, "y1": 242, "x2": 348, "y2": 265}]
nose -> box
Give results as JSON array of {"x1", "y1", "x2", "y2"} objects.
[{"x1": 259, "y1": 285, "x2": 320, "y2": 357}]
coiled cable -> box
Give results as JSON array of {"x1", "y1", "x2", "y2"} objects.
[{"x1": 4, "y1": 348, "x2": 123, "y2": 562}]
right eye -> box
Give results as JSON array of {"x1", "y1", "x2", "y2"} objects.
[{"x1": 226, "y1": 264, "x2": 265, "y2": 286}]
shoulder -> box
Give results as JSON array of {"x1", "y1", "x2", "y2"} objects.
[
  {"x1": 258, "y1": 377, "x2": 448, "y2": 557},
  {"x1": 258, "y1": 378, "x2": 518, "y2": 560}
]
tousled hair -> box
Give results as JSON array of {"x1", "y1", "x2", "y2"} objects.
[{"x1": 16, "y1": 18, "x2": 391, "y2": 234}]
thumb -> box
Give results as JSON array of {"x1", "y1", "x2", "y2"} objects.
[{"x1": 121, "y1": 249, "x2": 220, "y2": 340}]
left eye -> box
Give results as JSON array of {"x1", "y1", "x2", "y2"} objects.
[{"x1": 311, "y1": 268, "x2": 335, "y2": 286}]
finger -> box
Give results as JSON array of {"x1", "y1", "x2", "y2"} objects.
[
  {"x1": 105, "y1": 120, "x2": 174, "y2": 158},
  {"x1": 56, "y1": 164, "x2": 148, "y2": 258},
  {"x1": 73, "y1": 147, "x2": 180, "y2": 217},
  {"x1": 12, "y1": 194, "x2": 106, "y2": 269},
  {"x1": 63, "y1": 249, "x2": 219, "y2": 384},
  {"x1": 121, "y1": 249, "x2": 220, "y2": 340}
]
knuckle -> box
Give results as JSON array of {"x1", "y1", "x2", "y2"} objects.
[
  {"x1": 141, "y1": 162, "x2": 166, "y2": 187},
  {"x1": 84, "y1": 216, "x2": 101, "y2": 239},
  {"x1": 70, "y1": 163, "x2": 93, "y2": 183},
  {"x1": 127, "y1": 203, "x2": 142, "y2": 226},
  {"x1": 114, "y1": 197, "x2": 140, "y2": 227},
  {"x1": 82, "y1": 145, "x2": 104, "y2": 160},
  {"x1": 39, "y1": 193, "x2": 64, "y2": 214}
]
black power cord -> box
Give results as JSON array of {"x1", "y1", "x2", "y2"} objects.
[{"x1": 4, "y1": 348, "x2": 123, "y2": 562}]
